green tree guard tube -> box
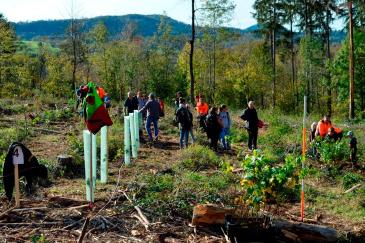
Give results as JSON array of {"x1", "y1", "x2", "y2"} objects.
[
  {"x1": 83, "y1": 130, "x2": 94, "y2": 202},
  {"x1": 100, "y1": 126, "x2": 108, "y2": 183},
  {"x1": 129, "y1": 113, "x2": 137, "y2": 158},
  {"x1": 134, "y1": 110, "x2": 140, "y2": 149},
  {"x1": 124, "y1": 116, "x2": 131, "y2": 165}
]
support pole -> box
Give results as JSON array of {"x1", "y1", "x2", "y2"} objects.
[
  {"x1": 92, "y1": 133, "x2": 97, "y2": 188},
  {"x1": 301, "y1": 96, "x2": 307, "y2": 221},
  {"x1": 124, "y1": 116, "x2": 131, "y2": 165},
  {"x1": 100, "y1": 126, "x2": 108, "y2": 183},
  {"x1": 14, "y1": 165, "x2": 20, "y2": 207},
  {"x1": 130, "y1": 113, "x2": 137, "y2": 158}
]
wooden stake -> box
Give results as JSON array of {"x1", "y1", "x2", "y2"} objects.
[{"x1": 14, "y1": 164, "x2": 20, "y2": 207}]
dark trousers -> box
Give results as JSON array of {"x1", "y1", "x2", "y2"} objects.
[
  {"x1": 210, "y1": 136, "x2": 219, "y2": 151},
  {"x1": 198, "y1": 115, "x2": 207, "y2": 133},
  {"x1": 248, "y1": 128, "x2": 258, "y2": 150}
]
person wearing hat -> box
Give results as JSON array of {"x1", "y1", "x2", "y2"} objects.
[
  {"x1": 139, "y1": 93, "x2": 161, "y2": 142},
  {"x1": 347, "y1": 131, "x2": 357, "y2": 165}
]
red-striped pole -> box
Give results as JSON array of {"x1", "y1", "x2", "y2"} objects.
[{"x1": 301, "y1": 96, "x2": 307, "y2": 221}]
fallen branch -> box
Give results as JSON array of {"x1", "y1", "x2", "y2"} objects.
[
  {"x1": 62, "y1": 218, "x2": 84, "y2": 230},
  {"x1": 123, "y1": 191, "x2": 150, "y2": 227},
  {"x1": 344, "y1": 184, "x2": 362, "y2": 194},
  {"x1": 132, "y1": 214, "x2": 149, "y2": 230},
  {"x1": 67, "y1": 204, "x2": 90, "y2": 211},
  {"x1": 134, "y1": 206, "x2": 150, "y2": 225},
  {"x1": 77, "y1": 217, "x2": 90, "y2": 243},
  {"x1": 0, "y1": 207, "x2": 15, "y2": 218},
  {"x1": 0, "y1": 222, "x2": 60, "y2": 227},
  {"x1": 13, "y1": 207, "x2": 48, "y2": 212}
]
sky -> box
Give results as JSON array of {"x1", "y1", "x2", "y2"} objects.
[{"x1": 0, "y1": 0, "x2": 256, "y2": 29}]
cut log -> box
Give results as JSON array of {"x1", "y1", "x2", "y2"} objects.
[
  {"x1": 192, "y1": 204, "x2": 232, "y2": 226},
  {"x1": 271, "y1": 219, "x2": 338, "y2": 242}
]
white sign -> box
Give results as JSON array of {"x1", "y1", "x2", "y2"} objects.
[{"x1": 12, "y1": 146, "x2": 24, "y2": 165}]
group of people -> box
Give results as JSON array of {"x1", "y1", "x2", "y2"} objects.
[
  {"x1": 174, "y1": 92, "x2": 260, "y2": 152},
  {"x1": 124, "y1": 91, "x2": 165, "y2": 142},
  {"x1": 174, "y1": 93, "x2": 233, "y2": 151},
  {"x1": 310, "y1": 115, "x2": 357, "y2": 163}
]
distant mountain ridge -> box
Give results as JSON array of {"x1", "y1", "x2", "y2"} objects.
[
  {"x1": 12, "y1": 14, "x2": 247, "y2": 41},
  {"x1": 12, "y1": 14, "x2": 345, "y2": 43}
]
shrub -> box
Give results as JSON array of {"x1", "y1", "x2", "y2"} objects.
[
  {"x1": 313, "y1": 137, "x2": 350, "y2": 164},
  {"x1": 239, "y1": 151, "x2": 301, "y2": 209},
  {"x1": 179, "y1": 145, "x2": 221, "y2": 171},
  {"x1": 342, "y1": 172, "x2": 364, "y2": 190}
]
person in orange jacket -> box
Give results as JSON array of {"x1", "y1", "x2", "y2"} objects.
[
  {"x1": 195, "y1": 96, "x2": 209, "y2": 133},
  {"x1": 315, "y1": 115, "x2": 332, "y2": 138}
]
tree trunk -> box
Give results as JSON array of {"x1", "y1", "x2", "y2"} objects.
[
  {"x1": 71, "y1": 19, "x2": 77, "y2": 92},
  {"x1": 290, "y1": 17, "x2": 296, "y2": 110},
  {"x1": 326, "y1": 8, "x2": 332, "y2": 116},
  {"x1": 349, "y1": 1, "x2": 355, "y2": 119},
  {"x1": 272, "y1": 0, "x2": 276, "y2": 108},
  {"x1": 189, "y1": 0, "x2": 196, "y2": 104}
]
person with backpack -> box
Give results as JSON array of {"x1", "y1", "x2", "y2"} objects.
[
  {"x1": 139, "y1": 93, "x2": 161, "y2": 142},
  {"x1": 175, "y1": 98, "x2": 193, "y2": 149},
  {"x1": 240, "y1": 101, "x2": 259, "y2": 151},
  {"x1": 219, "y1": 104, "x2": 231, "y2": 150},
  {"x1": 206, "y1": 107, "x2": 223, "y2": 151}
]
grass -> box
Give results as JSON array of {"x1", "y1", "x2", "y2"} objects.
[
  {"x1": 134, "y1": 169, "x2": 237, "y2": 218},
  {"x1": 0, "y1": 99, "x2": 364, "y2": 235},
  {"x1": 17, "y1": 41, "x2": 60, "y2": 56}
]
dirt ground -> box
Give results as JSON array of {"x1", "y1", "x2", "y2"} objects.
[{"x1": 0, "y1": 108, "x2": 364, "y2": 242}]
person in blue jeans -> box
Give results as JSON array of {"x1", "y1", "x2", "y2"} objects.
[
  {"x1": 175, "y1": 98, "x2": 193, "y2": 149},
  {"x1": 139, "y1": 93, "x2": 161, "y2": 142},
  {"x1": 219, "y1": 104, "x2": 231, "y2": 150}
]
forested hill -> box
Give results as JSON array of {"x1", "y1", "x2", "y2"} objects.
[{"x1": 12, "y1": 14, "x2": 246, "y2": 40}]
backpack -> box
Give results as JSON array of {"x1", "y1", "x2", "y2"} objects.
[{"x1": 176, "y1": 107, "x2": 192, "y2": 129}]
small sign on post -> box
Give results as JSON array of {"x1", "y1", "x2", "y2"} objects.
[{"x1": 12, "y1": 146, "x2": 24, "y2": 207}]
